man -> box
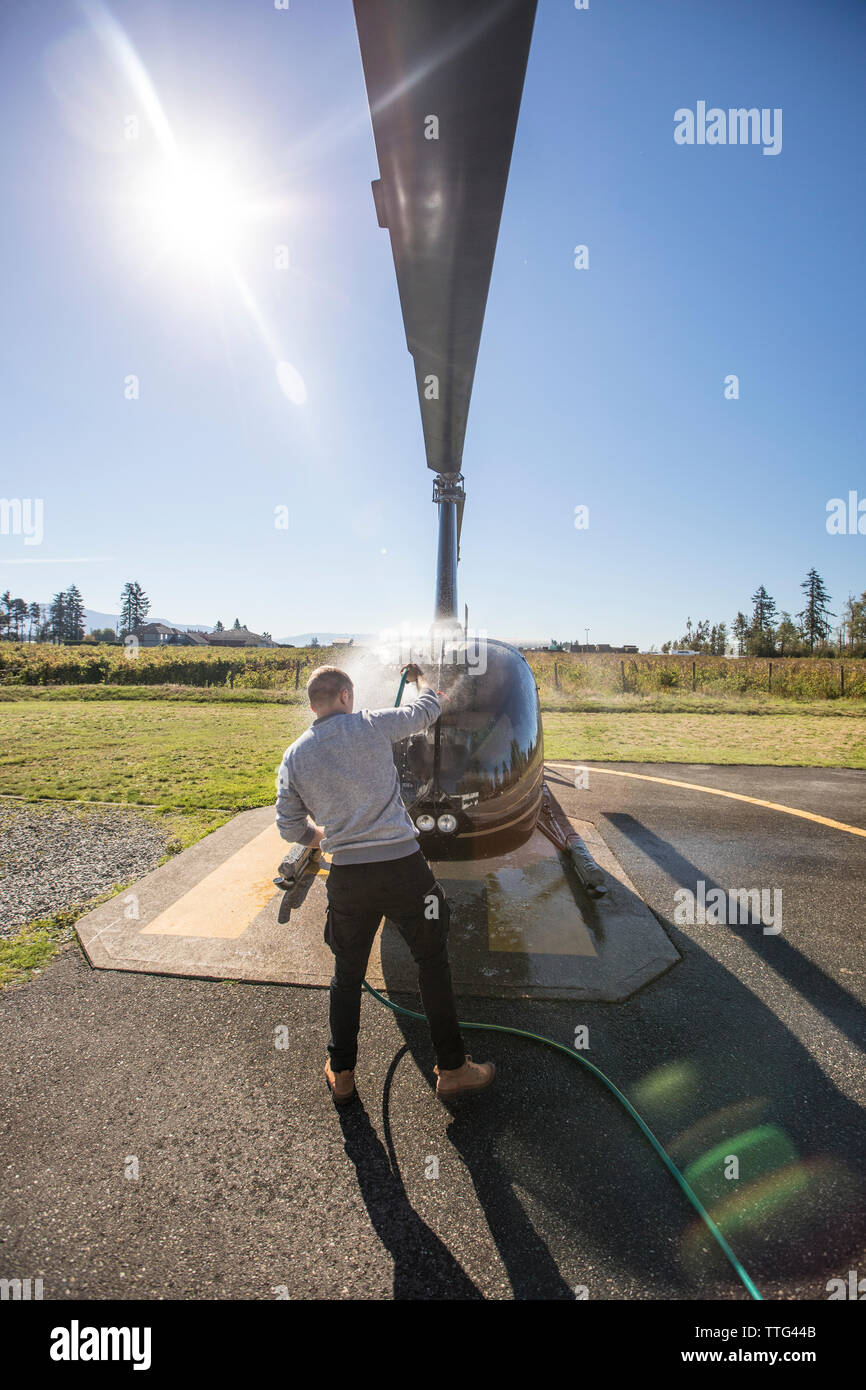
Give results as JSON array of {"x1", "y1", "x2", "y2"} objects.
[{"x1": 275, "y1": 662, "x2": 495, "y2": 1106}]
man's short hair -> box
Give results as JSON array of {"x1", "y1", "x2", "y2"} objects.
[{"x1": 306, "y1": 665, "x2": 353, "y2": 710}]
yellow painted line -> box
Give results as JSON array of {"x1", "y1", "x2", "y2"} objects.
[
  {"x1": 142, "y1": 824, "x2": 286, "y2": 939},
  {"x1": 546, "y1": 763, "x2": 866, "y2": 840}
]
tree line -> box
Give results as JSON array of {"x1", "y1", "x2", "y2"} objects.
[
  {"x1": 0, "y1": 580, "x2": 265, "y2": 643},
  {"x1": 662, "y1": 570, "x2": 866, "y2": 658},
  {"x1": 0, "y1": 581, "x2": 152, "y2": 643},
  {"x1": 1, "y1": 567, "x2": 861, "y2": 656}
]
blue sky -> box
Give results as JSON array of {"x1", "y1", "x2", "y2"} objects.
[{"x1": 1, "y1": 0, "x2": 864, "y2": 647}]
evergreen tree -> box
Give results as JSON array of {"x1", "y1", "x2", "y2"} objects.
[
  {"x1": 732, "y1": 612, "x2": 748, "y2": 656},
  {"x1": 233, "y1": 618, "x2": 242, "y2": 630},
  {"x1": 748, "y1": 586, "x2": 778, "y2": 656},
  {"x1": 842, "y1": 592, "x2": 866, "y2": 654},
  {"x1": 214, "y1": 620, "x2": 224, "y2": 632},
  {"x1": 797, "y1": 568, "x2": 834, "y2": 653},
  {"x1": 119, "y1": 581, "x2": 150, "y2": 636},
  {"x1": 11, "y1": 597, "x2": 27, "y2": 639},
  {"x1": 774, "y1": 611, "x2": 801, "y2": 657},
  {"x1": 49, "y1": 590, "x2": 67, "y2": 640},
  {"x1": 66, "y1": 585, "x2": 86, "y2": 641}
]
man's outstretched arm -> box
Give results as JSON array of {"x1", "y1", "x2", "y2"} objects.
[{"x1": 366, "y1": 664, "x2": 442, "y2": 743}]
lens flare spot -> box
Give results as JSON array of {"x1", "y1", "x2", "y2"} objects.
[
  {"x1": 629, "y1": 1061, "x2": 699, "y2": 1118},
  {"x1": 276, "y1": 360, "x2": 307, "y2": 405}
]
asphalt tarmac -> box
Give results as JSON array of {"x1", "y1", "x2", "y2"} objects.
[{"x1": 1, "y1": 762, "x2": 864, "y2": 1301}]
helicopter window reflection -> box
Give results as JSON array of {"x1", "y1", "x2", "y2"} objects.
[
  {"x1": 398, "y1": 643, "x2": 542, "y2": 803},
  {"x1": 404, "y1": 711, "x2": 518, "y2": 797}
]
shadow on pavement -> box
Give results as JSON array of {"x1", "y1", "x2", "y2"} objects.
[
  {"x1": 335, "y1": 1046, "x2": 483, "y2": 1299},
  {"x1": 368, "y1": 817, "x2": 866, "y2": 1298}
]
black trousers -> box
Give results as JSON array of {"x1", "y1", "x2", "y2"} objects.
[{"x1": 324, "y1": 848, "x2": 466, "y2": 1073}]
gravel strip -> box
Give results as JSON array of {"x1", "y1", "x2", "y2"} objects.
[{"x1": 0, "y1": 801, "x2": 175, "y2": 936}]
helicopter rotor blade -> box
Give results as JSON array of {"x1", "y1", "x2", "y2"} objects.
[{"x1": 353, "y1": 0, "x2": 538, "y2": 478}]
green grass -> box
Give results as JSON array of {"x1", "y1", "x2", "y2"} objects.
[
  {"x1": 0, "y1": 683, "x2": 305, "y2": 704},
  {"x1": 543, "y1": 712, "x2": 866, "y2": 766},
  {"x1": 0, "y1": 909, "x2": 82, "y2": 989},
  {"x1": 541, "y1": 693, "x2": 866, "y2": 717},
  {"x1": 1, "y1": 701, "x2": 863, "y2": 823},
  {"x1": 0, "y1": 702, "x2": 308, "y2": 809},
  {"x1": 2, "y1": 682, "x2": 865, "y2": 719}
]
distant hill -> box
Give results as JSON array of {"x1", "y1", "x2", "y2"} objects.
[
  {"x1": 274, "y1": 632, "x2": 374, "y2": 647},
  {"x1": 42, "y1": 609, "x2": 374, "y2": 645}
]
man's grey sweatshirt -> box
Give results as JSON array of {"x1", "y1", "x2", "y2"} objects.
[{"x1": 275, "y1": 688, "x2": 442, "y2": 865}]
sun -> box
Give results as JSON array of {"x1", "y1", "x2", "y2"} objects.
[{"x1": 138, "y1": 152, "x2": 250, "y2": 268}]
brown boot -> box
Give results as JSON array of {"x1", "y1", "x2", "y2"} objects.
[
  {"x1": 324, "y1": 1058, "x2": 356, "y2": 1106},
  {"x1": 434, "y1": 1054, "x2": 496, "y2": 1100}
]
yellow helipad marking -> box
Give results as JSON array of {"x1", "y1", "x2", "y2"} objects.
[
  {"x1": 142, "y1": 824, "x2": 287, "y2": 939},
  {"x1": 546, "y1": 763, "x2": 866, "y2": 840},
  {"x1": 137, "y1": 811, "x2": 595, "y2": 954}
]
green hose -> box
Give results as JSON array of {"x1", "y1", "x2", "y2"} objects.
[
  {"x1": 362, "y1": 669, "x2": 764, "y2": 1301},
  {"x1": 362, "y1": 981, "x2": 762, "y2": 1300}
]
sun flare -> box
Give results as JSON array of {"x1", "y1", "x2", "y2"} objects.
[{"x1": 138, "y1": 153, "x2": 250, "y2": 268}]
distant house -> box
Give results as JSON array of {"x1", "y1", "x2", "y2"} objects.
[
  {"x1": 134, "y1": 623, "x2": 188, "y2": 647},
  {"x1": 133, "y1": 624, "x2": 211, "y2": 647},
  {"x1": 208, "y1": 625, "x2": 276, "y2": 649},
  {"x1": 133, "y1": 622, "x2": 275, "y2": 649}
]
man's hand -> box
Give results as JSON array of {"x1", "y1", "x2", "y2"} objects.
[
  {"x1": 309, "y1": 824, "x2": 325, "y2": 849},
  {"x1": 400, "y1": 662, "x2": 446, "y2": 701}
]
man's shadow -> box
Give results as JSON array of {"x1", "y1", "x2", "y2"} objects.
[
  {"x1": 368, "y1": 817, "x2": 866, "y2": 1299},
  {"x1": 334, "y1": 1048, "x2": 484, "y2": 1299}
]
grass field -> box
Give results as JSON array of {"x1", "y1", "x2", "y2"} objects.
[
  {"x1": 0, "y1": 702, "x2": 308, "y2": 809},
  {"x1": 543, "y1": 712, "x2": 866, "y2": 765},
  {"x1": 1, "y1": 700, "x2": 863, "y2": 821},
  {"x1": 3, "y1": 683, "x2": 866, "y2": 718}
]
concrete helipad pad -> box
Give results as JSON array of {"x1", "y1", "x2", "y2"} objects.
[{"x1": 75, "y1": 807, "x2": 679, "y2": 1001}]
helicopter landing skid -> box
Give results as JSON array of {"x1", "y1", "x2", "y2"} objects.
[{"x1": 537, "y1": 783, "x2": 607, "y2": 898}]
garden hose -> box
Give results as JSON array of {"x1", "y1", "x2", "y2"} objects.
[
  {"x1": 362, "y1": 980, "x2": 762, "y2": 1301},
  {"x1": 361, "y1": 669, "x2": 764, "y2": 1301}
]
